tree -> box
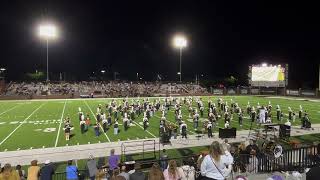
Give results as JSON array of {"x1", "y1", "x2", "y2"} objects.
[
  {"x1": 26, "y1": 71, "x2": 45, "y2": 81},
  {"x1": 224, "y1": 75, "x2": 238, "y2": 86}
]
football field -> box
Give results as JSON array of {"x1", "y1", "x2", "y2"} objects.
[{"x1": 0, "y1": 96, "x2": 319, "y2": 152}]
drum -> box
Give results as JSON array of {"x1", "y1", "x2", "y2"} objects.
[{"x1": 263, "y1": 142, "x2": 283, "y2": 159}]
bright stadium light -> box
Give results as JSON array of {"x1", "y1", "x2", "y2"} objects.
[
  {"x1": 101, "y1": 70, "x2": 106, "y2": 74},
  {"x1": 177, "y1": 72, "x2": 181, "y2": 75},
  {"x1": 38, "y1": 23, "x2": 58, "y2": 81},
  {"x1": 173, "y1": 35, "x2": 187, "y2": 82},
  {"x1": 262, "y1": 63, "x2": 267, "y2": 67},
  {"x1": 39, "y1": 24, "x2": 57, "y2": 39},
  {"x1": 0, "y1": 68, "x2": 6, "y2": 71}
]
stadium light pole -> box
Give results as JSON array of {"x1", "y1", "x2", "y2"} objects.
[
  {"x1": 38, "y1": 24, "x2": 57, "y2": 81},
  {"x1": 173, "y1": 35, "x2": 187, "y2": 82}
]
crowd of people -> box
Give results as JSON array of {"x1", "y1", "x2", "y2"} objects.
[
  {"x1": 3, "y1": 81, "x2": 207, "y2": 97},
  {"x1": 58, "y1": 95, "x2": 312, "y2": 143},
  {"x1": 0, "y1": 141, "x2": 236, "y2": 180}
]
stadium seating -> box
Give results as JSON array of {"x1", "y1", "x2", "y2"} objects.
[{"x1": 3, "y1": 81, "x2": 208, "y2": 98}]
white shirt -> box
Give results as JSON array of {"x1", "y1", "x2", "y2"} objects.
[
  {"x1": 200, "y1": 155, "x2": 230, "y2": 180},
  {"x1": 178, "y1": 166, "x2": 195, "y2": 180}
]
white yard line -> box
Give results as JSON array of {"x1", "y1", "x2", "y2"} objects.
[
  {"x1": 0, "y1": 104, "x2": 21, "y2": 116},
  {"x1": 132, "y1": 121, "x2": 157, "y2": 138},
  {"x1": 54, "y1": 100, "x2": 68, "y2": 147},
  {"x1": 84, "y1": 100, "x2": 111, "y2": 142},
  {"x1": 0, "y1": 103, "x2": 45, "y2": 146}
]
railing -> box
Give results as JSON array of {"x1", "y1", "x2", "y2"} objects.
[
  {"x1": 52, "y1": 169, "x2": 87, "y2": 180},
  {"x1": 234, "y1": 145, "x2": 319, "y2": 173},
  {"x1": 45, "y1": 145, "x2": 320, "y2": 179}
]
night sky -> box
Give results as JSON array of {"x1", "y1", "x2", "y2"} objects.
[{"x1": 0, "y1": 1, "x2": 319, "y2": 88}]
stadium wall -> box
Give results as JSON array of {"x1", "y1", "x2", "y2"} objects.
[{"x1": 209, "y1": 86, "x2": 320, "y2": 98}]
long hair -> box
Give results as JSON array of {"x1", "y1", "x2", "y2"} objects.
[
  {"x1": 149, "y1": 163, "x2": 164, "y2": 180},
  {"x1": 168, "y1": 160, "x2": 178, "y2": 179},
  {"x1": 209, "y1": 141, "x2": 223, "y2": 162}
]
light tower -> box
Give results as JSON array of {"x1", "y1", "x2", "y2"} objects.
[
  {"x1": 38, "y1": 24, "x2": 58, "y2": 81},
  {"x1": 173, "y1": 35, "x2": 187, "y2": 82}
]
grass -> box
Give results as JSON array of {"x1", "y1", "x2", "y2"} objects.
[{"x1": 0, "y1": 96, "x2": 319, "y2": 151}]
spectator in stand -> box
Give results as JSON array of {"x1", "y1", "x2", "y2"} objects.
[
  {"x1": 118, "y1": 165, "x2": 129, "y2": 180},
  {"x1": 0, "y1": 163, "x2": 20, "y2": 180},
  {"x1": 66, "y1": 160, "x2": 79, "y2": 180},
  {"x1": 110, "y1": 168, "x2": 120, "y2": 180},
  {"x1": 96, "y1": 167, "x2": 107, "y2": 180},
  {"x1": 178, "y1": 159, "x2": 195, "y2": 180},
  {"x1": 108, "y1": 149, "x2": 120, "y2": 175},
  {"x1": 16, "y1": 165, "x2": 26, "y2": 180},
  {"x1": 129, "y1": 163, "x2": 145, "y2": 180},
  {"x1": 163, "y1": 160, "x2": 182, "y2": 180},
  {"x1": 149, "y1": 163, "x2": 164, "y2": 180},
  {"x1": 200, "y1": 141, "x2": 232, "y2": 180},
  {"x1": 40, "y1": 160, "x2": 55, "y2": 180},
  {"x1": 86, "y1": 155, "x2": 98, "y2": 180},
  {"x1": 27, "y1": 160, "x2": 40, "y2": 180},
  {"x1": 160, "y1": 149, "x2": 168, "y2": 171}
]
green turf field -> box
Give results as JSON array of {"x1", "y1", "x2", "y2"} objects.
[{"x1": 0, "y1": 96, "x2": 319, "y2": 151}]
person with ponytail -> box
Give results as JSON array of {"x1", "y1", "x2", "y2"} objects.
[
  {"x1": 200, "y1": 141, "x2": 232, "y2": 180},
  {"x1": 163, "y1": 160, "x2": 182, "y2": 180}
]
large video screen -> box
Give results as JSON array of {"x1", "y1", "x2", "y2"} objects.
[
  {"x1": 249, "y1": 64, "x2": 287, "y2": 87},
  {"x1": 252, "y1": 66, "x2": 285, "y2": 81}
]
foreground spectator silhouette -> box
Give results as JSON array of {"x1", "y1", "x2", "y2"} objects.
[
  {"x1": 149, "y1": 163, "x2": 164, "y2": 180},
  {"x1": 27, "y1": 160, "x2": 40, "y2": 180},
  {"x1": 86, "y1": 155, "x2": 98, "y2": 180},
  {"x1": 16, "y1": 165, "x2": 26, "y2": 180},
  {"x1": 0, "y1": 163, "x2": 20, "y2": 180},
  {"x1": 129, "y1": 163, "x2": 145, "y2": 180},
  {"x1": 39, "y1": 160, "x2": 55, "y2": 180},
  {"x1": 163, "y1": 160, "x2": 182, "y2": 180},
  {"x1": 66, "y1": 160, "x2": 79, "y2": 180},
  {"x1": 200, "y1": 141, "x2": 232, "y2": 180},
  {"x1": 108, "y1": 149, "x2": 120, "y2": 175},
  {"x1": 118, "y1": 165, "x2": 130, "y2": 180}
]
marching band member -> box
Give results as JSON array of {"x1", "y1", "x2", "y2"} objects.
[
  {"x1": 193, "y1": 111, "x2": 199, "y2": 130},
  {"x1": 114, "y1": 121, "x2": 119, "y2": 135},
  {"x1": 246, "y1": 101, "x2": 251, "y2": 115},
  {"x1": 207, "y1": 121, "x2": 213, "y2": 138},
  {"x1": 79, "y1": 112, "x2": 85, "y2": 121},
  {"x1": 143, "y1": 115, "x2": 149, "y2": 131},
  {"x1": 268, "y1": 101, "x2": 272, "y2": 111},
  {"x1": 224, "y1": 121, "x2": 230, "y2": 129},
  {"x1": 199, "y1": 106, "x2": 204, "y2": 117},
  {"x1": 188, "y1": 105, "x2": 193, "y2": 118},
  {"x1": 276, "y1": 105, "x2": 281, "y2": 121},
  {"x1": 97, "y1": 104, "x2": 102, "y2": 114},
  {"x1": 177, "y1": 113, "x2": 183, "y2": 125},
  {"x1": 94, "y1": 123, "x2": 100, "y2": 137},
  {"x1": 123, "y1": 113, "x2": 129, "y2": 131},
  {"x1": 65, "y1": 124, "x2": 71, "y2": 141},
  {"x1": 299, "y1": 105, "x2": 303, "y2": 119},
  {"x1": 288, "y1": 107, "x2": 293, "y2": 121},
  {"x1": 258, "y1": 106, "x2": 266, "y2": 124},
  {"x1": 102, "y1": 116, "x2": 108, "y2": 132},
  {"x1": 251, "y1": 107, "x2": 256, "y2": 122},
  {"x1": 80, "y1": 120, "x2": 86, "y2": 134},
  {"x1": 180, "y1": 121, "x2": 187, "y2": 139},
  {"x1": 238, "y1": 112, "x2": 243, "y2": 127}
]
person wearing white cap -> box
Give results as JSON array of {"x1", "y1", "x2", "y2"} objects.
[
  {"x1": 114, "y1": 121, "x2": 119, "y2": 135},
  {"x1": 180, "y1": 121, "x2": 187, "y2": 139},
  {"x1": 40, "y1": 160, "x2": 55, "y2": 180}
]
